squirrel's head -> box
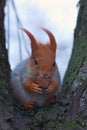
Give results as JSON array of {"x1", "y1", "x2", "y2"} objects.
[{"x1": 21, "y1": 28, "x2": 57, "y2": 78}]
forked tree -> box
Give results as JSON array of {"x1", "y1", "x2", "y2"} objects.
[{"x1": 0, "y1": 0, "x2": 87, "y2": 129}]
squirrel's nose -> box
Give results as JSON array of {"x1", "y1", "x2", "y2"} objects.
[{"x1": 41, "y1": 73, "x2": 48, "y2": 78}]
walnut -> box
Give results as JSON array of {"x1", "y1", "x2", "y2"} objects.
[{"x1": 35, "y1": 75, "x2": 51, "y2": 89}]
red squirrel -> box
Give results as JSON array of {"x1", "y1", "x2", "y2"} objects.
[{"x1": 11, "y1": 28, "x2": 60, "y2": 109}]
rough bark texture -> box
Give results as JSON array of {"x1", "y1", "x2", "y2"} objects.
[
  {"x1": 0, "y1": 0, "x2": 87, "y2": 129},
  {"x1": 0, "y1": 0, "x2": 12, "y2": 129},
  {"x1": 62, "y1": 0, "x2": 87, "y2": 115},
  {"x1": 62, "y1": 0, "x2": 87, "y2": 94},
  {"x1": 62, "y1": 0, "x2": 87, "y2": 126}
]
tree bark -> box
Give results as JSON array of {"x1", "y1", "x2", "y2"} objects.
[
  {"x1": 62, "y1": 0, "x2": 87, "y2": 119},
  {"x1": 62, "y1": 0, "x2": 87, "y2": 94},
  {"x1": 0, "y1": 0, "x2": 87, "y2": 129},
  {"x1": 0, "y1": 0, "x2": 13, "y2": 129}
]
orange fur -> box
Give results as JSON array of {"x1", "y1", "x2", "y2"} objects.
[
  {"x1": 24, "y1": 100, "x2": 36, "y2": 109},
  {"x1": 24, "y1": 77, "x2": 42, "y2": 94},
  {"x1": 29, "y1": 43, "x2": 56, "y2": 78},
  {"x1": 11, "y1": 28, "x2": 60, "y2": 108},
  {"x1": 44, "y1": 95, "x2": 56, "y2": 106}
]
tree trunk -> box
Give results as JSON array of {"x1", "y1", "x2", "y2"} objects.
[
  {"x1": 62, "y1": 0, "x2": 87, "y2": 118},
  {"x1": 62, "y1": 0, "x2": 87, "y2": 93},
  {"x1": 0, "y1": 0, "x2": 13, "y2": 129},
  {"x1": 0, "y1": 0, "x2": 87, "y2": 129}
]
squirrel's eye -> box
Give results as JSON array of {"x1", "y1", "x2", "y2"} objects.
[
  {"x1": 34, "y1": 58, "x2": 38, "y2": 65},
  {"x1": 53, "y1": 61, "x2": 56, "y2": 67}
]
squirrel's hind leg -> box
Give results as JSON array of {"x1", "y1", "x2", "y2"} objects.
[
  {"x1": 24, "y1": 100, "x2": 36, "y2": 109},
  {"x1": 44, "y1": 95, "x2": 56, "y2": 106}
]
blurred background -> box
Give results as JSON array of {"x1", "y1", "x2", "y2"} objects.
[{"x1": 5, "y1": 0, "x2": 79, "y2": 80}]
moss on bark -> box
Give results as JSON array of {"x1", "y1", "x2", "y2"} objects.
[{"x1": 62, "y1": 0, "x2": 87, "y2": 94}]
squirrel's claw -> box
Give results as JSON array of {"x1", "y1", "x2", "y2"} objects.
[
  {"x1": 24, "y1": 81, "x2": 42, "y2": 94},
  {"x1": 31, "y1": 82, "x2": 42, "y2": 94},
  {"x1": 33, "y1": 85, "x2": 42, "y2": 94},
  {"x1": 46, "y1": 83, "x2": 57, "y2": 94}
]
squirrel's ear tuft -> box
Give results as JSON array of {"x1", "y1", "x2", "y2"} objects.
[
  {"x1": 20, "y1": 28, "x2": 38, "y2": 53},
  {"x1": 41, "y1": 28, "x2": 57, "y2": 52}
]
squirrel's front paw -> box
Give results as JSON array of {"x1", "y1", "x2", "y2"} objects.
[
  {"x1": 46, "y1": 81, "x2": 57, "y2": 94},
  {"x1": 30, "y1": 82, "x2": 42, "y2": 94},
  {"x1": 24, "y1": 80, "x2": 42, "y2": 94}
]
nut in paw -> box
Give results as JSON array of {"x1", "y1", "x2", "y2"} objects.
[{"x1": 35, "y1": 75, "x2": 51, "y2": 89}]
